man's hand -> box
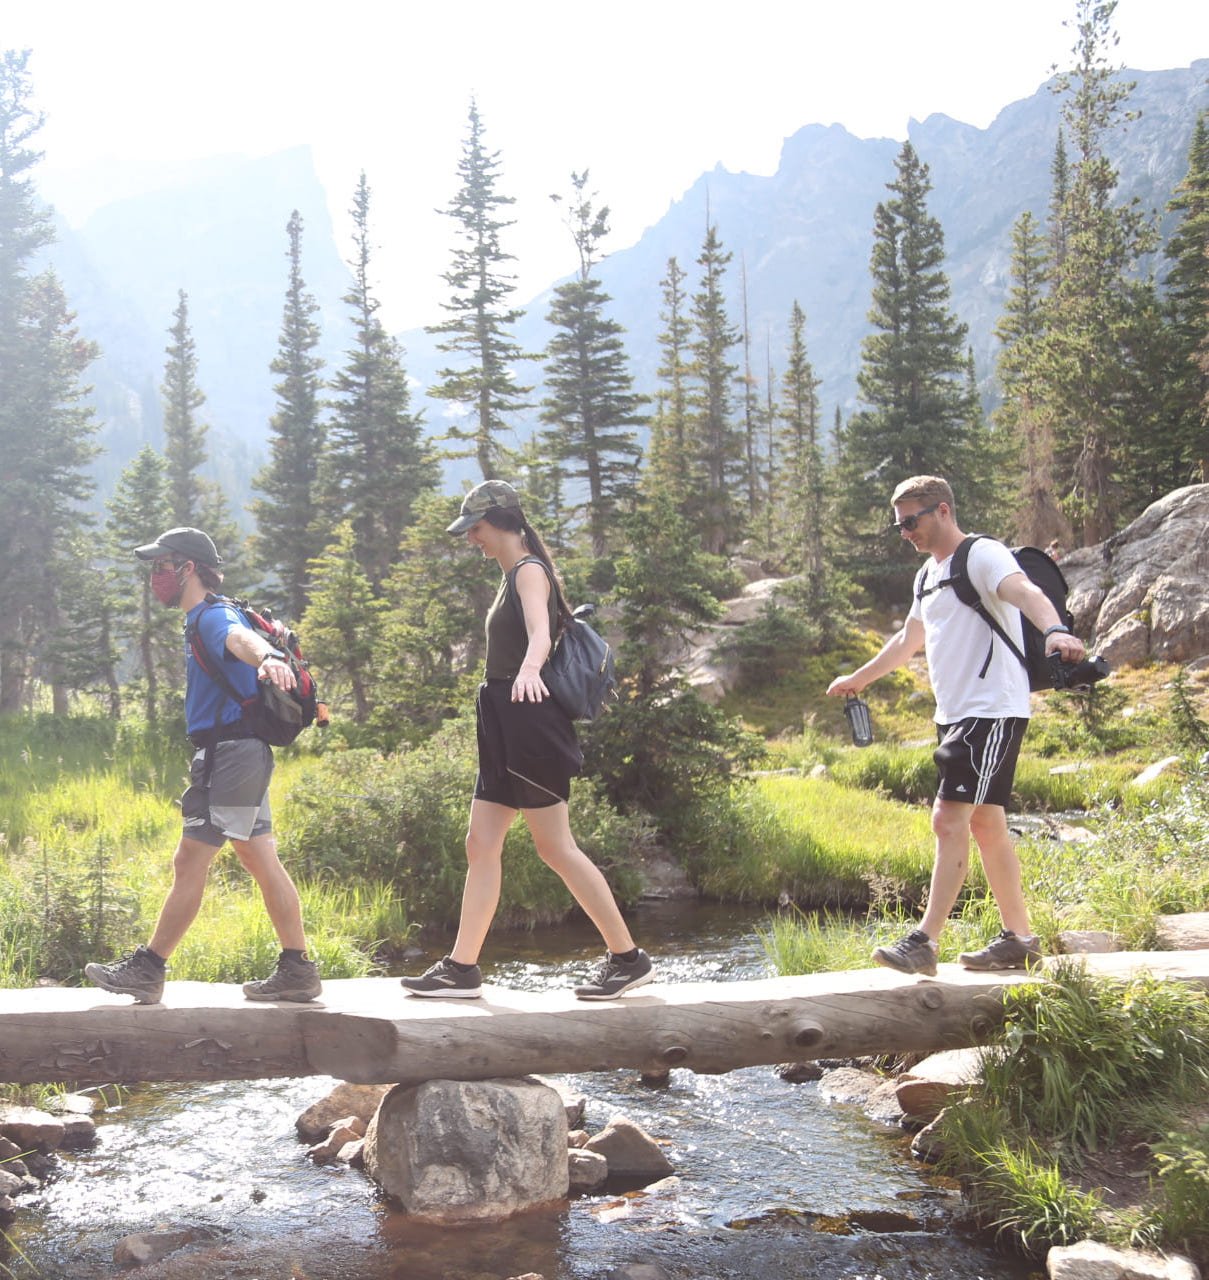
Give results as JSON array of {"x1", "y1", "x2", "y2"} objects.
[
  {"x1": 1044, "y1": 630, "x2": 1085, "y2": 662},
  {"x1": 258, "y1": 654, "x2": 297, "y2": 692},
  {"x1": 827, "y1": 674, "x2": 865, "y2": 698}
]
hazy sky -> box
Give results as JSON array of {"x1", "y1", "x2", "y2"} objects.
[{"x1": 8, "y1": 0, "x2": 1209, "y2": 330}]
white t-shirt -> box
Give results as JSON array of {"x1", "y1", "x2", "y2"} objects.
[{"x1": 908, "y1": 538, "x2": 1032, "y2": 724}]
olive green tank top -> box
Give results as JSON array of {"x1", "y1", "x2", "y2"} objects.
[{"x1": 484, "y1": 557, "x2": 559, "y2": 679}]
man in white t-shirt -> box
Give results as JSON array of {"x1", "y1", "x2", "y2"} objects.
[{"x1": 827, "y1": 475, "x2": 1086, "y2": 975}]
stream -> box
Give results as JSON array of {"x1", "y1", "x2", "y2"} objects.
[{"x1": 3, "y1": 901, "x2": 1038, "y2": 1279}]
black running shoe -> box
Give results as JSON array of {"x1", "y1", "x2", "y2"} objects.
[
  {"x1": 574, "y1": 949, "x2": 654, "y2": 1000},
  {"x1": 85, "y1": 945, "x2": 166, "y2": 1004},
  {"x1": 399, "y1": 956, "x2": 483, "y2": 999},
  {"x1": 243, "y1": 952, "x2": 322, "y2": 1002},
  {"x1": 959, "y1": 930, "x2": 1043, "y2": 971}
]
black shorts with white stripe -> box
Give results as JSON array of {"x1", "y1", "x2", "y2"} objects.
[{"x1": 933, "y1": 716, "x2": 1028, "y2": 808}]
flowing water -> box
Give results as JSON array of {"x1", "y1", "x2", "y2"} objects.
[{"x1": 3, "y1": 902, "x2": 1038, "y2": 1280}]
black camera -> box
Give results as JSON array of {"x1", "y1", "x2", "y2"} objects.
[{"x1": 1047, "y1": 651, "x2": 1112, "y2": 690}]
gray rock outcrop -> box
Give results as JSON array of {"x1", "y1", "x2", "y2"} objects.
[
  {"x1": 363, "y1": 1078, "x2": 568, "y2": 1223},
  {"x1": 1061, "y1": 484, "x2": 1209, "y2": 666}
]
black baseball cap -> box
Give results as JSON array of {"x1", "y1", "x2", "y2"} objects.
[{"x1": 134, "y1": 527, "x2": 223, "y2": 568}]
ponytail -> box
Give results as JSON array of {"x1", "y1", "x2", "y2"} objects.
[{"x1": 480, "y1": 506, "x2": 574, "y2": 629}]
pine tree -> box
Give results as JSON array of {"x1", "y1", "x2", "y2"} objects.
[
  {"x1": 161, "y1": 290, "x2": 208, "y2": 527},
  {"x1": 1038, "y1": 0, "x2": 1156, "y2": 543},
  {"x1": 105, "y1": 446, "x2": 175, "y2": 725},
  {"x1": 739, "y1": 257, "x2": 762, "y2": 520},
  {"x1": 687, "y1": 223, "x2": 744, "y2": 554},
  {"x1": 302, "y1": 521, "x2": 387, "y2": 725},
  {"x1": 0, "y1": 50, "x2": 100, "y2": 712},
  {"x1": 252, "y1": 210, "x2": 326, "y2": 619},
  {"x1": 540, "y1": 172, "x2": 645, "y2": 559},
  {"x1": 644, "y1": 258, "x2": 694, "y2": 506},
  {"x1": 839, "y1": 140, "x2": 976, "y2": 577},
  {"x1": 1162, "y1": 112, "x2": 1209, "y2": 482},
  {"x1": 995, "y1": 211, "x2": 1071, "y2": 546},
  {"x1": 776, "y1": 302, "x2": 824, "y2": 580},
  {"x1": 325, "y1": 173, "x2": 435, "y2": 592},
  {"x1": 427, "y1": 100, "x2": 530, "y2": 479}
]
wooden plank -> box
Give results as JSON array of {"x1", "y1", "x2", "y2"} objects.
[{"x1": 0, "y1": 951, "x2": 1205, "y2": 1087}]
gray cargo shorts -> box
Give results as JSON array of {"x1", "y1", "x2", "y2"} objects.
[{"x1": 181, "y1": 737, "x2": 274, "y2": 846}]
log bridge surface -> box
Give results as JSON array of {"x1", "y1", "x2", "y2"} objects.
[{"x1": 1, "y1": 951, "x2": 1206, "y2": 1088}]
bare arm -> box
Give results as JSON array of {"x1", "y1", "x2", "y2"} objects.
[
  {"x1": 225, "y1": 625, "x2": 296, "y2": 691},
  {"x1": 512, "y1": 561, "x2": 554, "y2": 703},
  {"x1": 826, "y1": 616, "x2": 926, "y2": 697},
  {"x1": 994, "y1": 572, "x2": 1086, "y2": 661}
]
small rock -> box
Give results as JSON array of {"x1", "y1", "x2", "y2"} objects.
[
  {"x1": 568, "y1": 1148, "x2": 609, "y2": 1194},
  {"x1": 584, "y1": 1117, "x2": 673, "y2": 1181},
  {"x1": 0, "y1": 1106, "x2": 65, "y2": 1152},
  {"x1": 0, "y1": 1137, "x2": 23, "y2": 1162},
  {"x1": 895, "y1": 1048, "x2": 985, "y2": 1122},
  {"x1": 818, "y1": 1067, "x2": 904, "y2": 1126},
  {"x1": 59, "y1": 1115, "x2": 97, "y2": 1149},
  {"x1": 1132, "y1": 756, "x2": 1183, "y2": 787},
  {"x1": 44, "y1": 1092, "x2": 98, "y2": 1116},
  {"x1": 0, "y1": 1195, "x2": 14, "y2": 1223},
  {"x1": 307, "y1": 1116, "x2": 366, "y2": 1163},
  {"x1": 296, "y1": 1083, "x2": 390, "y2": 1143},
  {"x1": 0, "y1": 1169, "x2": 22, "y2": 1197},
  {"x1": 113, "y1": 1229, "x2": 199, "y2": 1268},
  {"x1": 1058, "y1": 929, "x2": 1120, "y2": 954},
  {"x1": 910, "y1": 1111, "x2": 949, "y2": 1163},
  {"x1": 567, "y1": 1129, "x2": 590, "y2": 1148},
  {"x1": 336, "y1": 1139, "x2": 364, "y2": 1168},
  {"x1": 607, "y1": 1265, "x2": 671, "y2": 1280},
  {"x1": 1155, "y1": 911, "x2": 1209, "y2": 951},
  {"x1": 777, "y1": 1061, "x2": 825, "y2": 1082},
  {"x1": 1047, "y1": 1238, "x2": 1200, "y2": 1279},
  {"x1": 504, "y1": 1274, "x2": 545, "y2": 1280}
]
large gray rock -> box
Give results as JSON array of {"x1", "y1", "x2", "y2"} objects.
[
  {"x1": 817, "y1": 1066, "x2": 905, "y2": 1126},
  {"x1": 113, "y1": 1229, "x2": 205, "y2": 1268},
  {"x1": 1155, "y1": 911, "x2": 1209, "y2": 950},
  {"x1": 1062, "y1": 484, "x2": 1209, "y2": 666},
  {"x1": 363, "y1": 1078, "x2": 568, "y2": 1223},
  {"x1": 1047, "y1": 1239, "x2": 1200, "y2": 1280},
  {"x1": 894, "y1": 1047, "x2": 985, "y2": 1122}
]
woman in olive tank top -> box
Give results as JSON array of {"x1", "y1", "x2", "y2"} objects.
[{"x1": 400, "y1": 481, "x2": 654, "y2": 1002}]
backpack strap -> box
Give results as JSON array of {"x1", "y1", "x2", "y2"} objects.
[
  {"x1": 186, "y1": 595, "x2": 257, "y2": 761},
  {"x1": 919, "y1": 535, "x2": 1028, "y2": 679},
  {"x1": 504, "y1": 556, "x2": 560, "y2": 635}
]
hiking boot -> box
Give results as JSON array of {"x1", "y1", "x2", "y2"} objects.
[
  {"x1": 872, "y1": 929, "x2": 939, "y2": 976},
  {"x1": 84, "y1": 945, "x2": 166, "y2": 1004},
  {"x1": 959, "y1": 930, "x2": 1043, "y2": 972},
  {"x1": 574, "y1": 949, "x2": 654, "y2": 1000},
  {"x1": 243, "y1": 952, "x2": 322, "y2": 1002},
  {"x1": 400, "y1": 957, "x2": 483, "y2": 999}
]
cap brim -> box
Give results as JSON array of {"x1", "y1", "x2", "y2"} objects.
[
  {"x1": 446, "y1": 512, "x2": 482, "y2": 535},
  {"x1": 133, "y1": 541, "x2": 165, "y2": 561}
]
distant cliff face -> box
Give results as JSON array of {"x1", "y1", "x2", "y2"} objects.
[{"x1": 40, "y1": 64, "x2": 1209, "y2": 514}]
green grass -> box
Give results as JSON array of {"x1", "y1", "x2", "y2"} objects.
[{"x1": 695, "y1": 774, "x2": 935, "y2": 907}]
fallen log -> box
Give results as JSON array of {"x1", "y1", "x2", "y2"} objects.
[{"x1": 0, "y1": 951, "x2": 1205, "y2": 1087}]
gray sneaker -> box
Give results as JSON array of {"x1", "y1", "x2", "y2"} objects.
[
  {"x1": 959, "y1": 930, "x2": 1043, "y2": 971},
  {"x1": 574, "y1": 949, "x2": 654, "y2": 1000},
  {"x1": 243, "y1": 953, "x2": 322, "y2": 1002},
  {"x1": 872, "y1": 929, "x2": 938, "y2": 976},
  {"x1": 85, "y1": 945, "x2": 166, "y2": 1004},
  {"x1": 400, "y1": 956, "x2": 483, "y2": 998}
]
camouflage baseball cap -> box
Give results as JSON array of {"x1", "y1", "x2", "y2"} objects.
[{"x1": 446, "y1": 480, "x2": 523, "y2": 534}]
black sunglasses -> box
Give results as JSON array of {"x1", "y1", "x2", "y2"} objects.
[{"x1": 889, "y1": 503, "x2": 941, "y2": 533}]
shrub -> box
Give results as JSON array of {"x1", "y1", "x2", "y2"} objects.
[{"x1": 280, "y1": 714, "x2": 649, "y2": 930}]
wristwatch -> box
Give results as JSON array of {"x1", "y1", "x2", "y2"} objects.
[{"x1": 1043, "y1": 625, "x2": 1072, "y2": 638}]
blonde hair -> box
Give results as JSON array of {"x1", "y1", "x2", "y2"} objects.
[{"x1": 890, "y1": 475, "x2": 954, "y2": 512}]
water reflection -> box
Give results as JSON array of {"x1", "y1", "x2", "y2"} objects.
[{"x1": 4, "y1": 901, "x2": 1033, "y2": 1279}]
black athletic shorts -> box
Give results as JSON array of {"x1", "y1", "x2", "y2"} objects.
[
  {"x1": 933, "y1": 716, "x2": 1028, "y2": 808},
  {"x1": 474, "y1": 679, "x2": 584, "y2": 810}
]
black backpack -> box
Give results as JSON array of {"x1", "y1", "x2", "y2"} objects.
[
  {"x1": 186, "y1": 594, "x2": 325, "y2": 746},
  {"x1": 915, "y1": 536, "x2": 1073, "y2": 692},
  {"x1": 505, "y1": 558, "x2": 618, "y2": 722}
]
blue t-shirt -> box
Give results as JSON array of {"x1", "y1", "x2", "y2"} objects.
[{"x1": 184, "y1": 599, "x2": 260, "y2": 735}]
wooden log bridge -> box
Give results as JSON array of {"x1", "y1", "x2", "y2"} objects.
[{"x1": 1, "y1": 952, "x2": 1206, "y2": 1088}]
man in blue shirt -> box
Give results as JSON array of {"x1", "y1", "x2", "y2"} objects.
[{"x1": 85, "y1": 527, "x2": 321, "y2": 1004}]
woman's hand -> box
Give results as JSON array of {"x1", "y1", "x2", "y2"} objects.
[{"x1": 512, "y1": 662, "x2": 549, "y2": 703}]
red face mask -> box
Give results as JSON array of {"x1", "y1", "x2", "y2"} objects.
[{"x1": 150, "y1": 565, "x2": 184, "y2": 606}]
